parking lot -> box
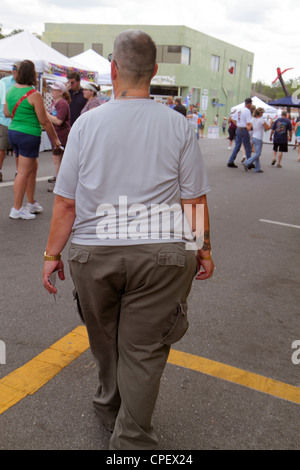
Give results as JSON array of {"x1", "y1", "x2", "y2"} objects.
[{"x1": 0, "y1": 135, "x2": 299, "y2": 451}]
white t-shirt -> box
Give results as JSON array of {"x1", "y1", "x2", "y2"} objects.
[
  {"x1": 54, "y1": 98, "x2": 210, "y2": 245},
  {"x1": 232, "y1": 106, "x2": 252, "y2": 128},
  {"x1": 251, "y1": 116, "x2": 266, "y2": 140}
]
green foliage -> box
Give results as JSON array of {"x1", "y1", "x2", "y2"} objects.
[
  {"x1": 252, "y1": 78, "x2": 300, "y2": 100},
  {"x1": 0, "y1": 27, "x2": 24, "y2": 39}
]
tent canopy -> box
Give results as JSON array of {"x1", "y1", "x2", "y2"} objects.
[
  {"x1": 71, "y1": 49, "x2": 111, "y2": 85},
  {"x1": 268, "y1": 95, "x2": 300, "y2": 108},
  {"x1": 231, "y1": 96, "x2": 279, "y2": 115},
  {"x1": 0, "y1": 31, "x2": 97, "y2": 79}
]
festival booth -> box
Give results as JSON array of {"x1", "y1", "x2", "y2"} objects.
[
  {"x1": 230, "y1": 96, "x2": 280, "y2": 144},
  {"x1": 71, "y1": 49, "x2": 111, "y2": 85},
  {"x1": 0, "y1": 31, "x2": 98, "y2": 150}
]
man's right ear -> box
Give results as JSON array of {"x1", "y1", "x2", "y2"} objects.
[{"x1": 111, "y1": 60, "x2": 118, "y2": 81}]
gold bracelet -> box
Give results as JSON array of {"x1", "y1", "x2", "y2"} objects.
[{"x1": 44, "y1": 251, "x2": 61, "y2": 261}]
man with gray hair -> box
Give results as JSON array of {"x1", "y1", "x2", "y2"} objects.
[{"x1": 43, "y1": 29, "x2": 214, "y2": 450}]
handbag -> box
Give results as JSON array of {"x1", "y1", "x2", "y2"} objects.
[{"x1": 10, "y1": 88, "x2": 37, "y2": 120}]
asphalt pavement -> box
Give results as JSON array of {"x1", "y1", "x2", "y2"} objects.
[{"x1": 0, "y1": 135, "x2": 299, "y2": 452}]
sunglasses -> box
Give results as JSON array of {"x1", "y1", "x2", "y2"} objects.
[{"x1": 107, "y1": 53, "x2": 118, "y2": 69}]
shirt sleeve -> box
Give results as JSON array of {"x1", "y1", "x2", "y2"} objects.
[
  {"x1": 56, "y1": 100, "x2": 69, "y2": 123},
  {"x1": 0, "y1": 81, "x2": 5, "y2": 106},
  {"x1": 53, "y1": 123, "x2": 80, "y2": 199},
  {"x1": 178, "y1": 124, "x2": 210, "y2": 199}
]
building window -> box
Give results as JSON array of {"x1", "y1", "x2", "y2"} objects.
[
  {"x1": 51, "y1": 42, "x2": 84, "y2": 57},
  {"x1": 228, "y1": 60, "x2": 236, "y2": 75},
  {"x1": 247, "y1": 65, "x2": 252, "y2": 79},
  {"x1": 211, "y1": 55, "x2": 220, "y2": 72},
  {"x1": 92, "y1": 43, "x2": 103, "y2": 55},
  {"x1": 157, "y1": 46, "x2": 191, "y2": 65}
]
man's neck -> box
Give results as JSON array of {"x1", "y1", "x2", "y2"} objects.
[{"x1": 114, "y1": 85, "x2": 150, "y2": 100}]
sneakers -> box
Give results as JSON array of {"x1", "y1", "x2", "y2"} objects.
[
  {"x1": 227, "y1": 162, "x2": 238, "y2": 168},
  {"x1": 276, "y1": 164, "x2": 282, "y2": 168},
  {"x1": 271, "y1": 160, "x2": 276, "y2": 165},
  {"x1": 9, "y1": 207, "x2": 36, "y2": 220},
  {"x1": 0, "y1": 172, "x2": 2, "y2": 182},
  {"x1": 48, "y1": 176, "x2": 56, "y2": 183},
  {"x1": 26, "y1": 201, "x2": 43, "y2": 214}
]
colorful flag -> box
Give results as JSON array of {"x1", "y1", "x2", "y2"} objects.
[{"x1": 183, "y1": 89, "x2": 194, "y2": 108}]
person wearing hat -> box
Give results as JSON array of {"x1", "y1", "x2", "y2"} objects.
[
  {"x1": 46, "y1": 81, "x2": 71, "y2": 191},
  {"x1": 80, "y1": 82, "x2": 101, "y2": 114},
  {"x1": 0, "y1": 62, "x2": 20, "y2": 182}
]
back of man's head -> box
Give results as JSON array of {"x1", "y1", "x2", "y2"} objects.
[
  {"x1": 113, "y1": 30, "x2": 157, "y2": 86},
  {"x1": 281, "y1": 111, "x2": 287, "y2": 117}
]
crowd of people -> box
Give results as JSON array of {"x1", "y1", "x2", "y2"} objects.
[
  {"x1": 166, "y1": 97, "x2": 207, "y2": 141},
  {"x1": 0, "y1": 63, "x2": 101, "y2": 218},
  {"x1": 225, "y1": 98, "x2": 298, "y2": 172},
  {"x1": 0, "y1": 63, "x2": 299, "y2": 218}
]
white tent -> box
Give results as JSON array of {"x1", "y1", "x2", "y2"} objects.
[
  {"x1": 71, "y1": 49, "x2": 111, "y2": 85},
  {"x1": 0, "y1": 31, "x2": 97, "y2": 80},
  {"x1": 231, "y1": 96, "x2": 279, "y2": 116}
]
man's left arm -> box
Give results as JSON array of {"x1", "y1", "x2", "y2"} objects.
[
  {"x1": 43, "y1": 195, "x2": 76, "y2": 294},
  {"x1": 181, "y1": 194, "x2": 215, "y2": 280}
]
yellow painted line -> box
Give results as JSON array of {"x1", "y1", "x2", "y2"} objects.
[
  {"x1": 1, "y1": 326, "x2": 299, "y2": 415},
  {"x1": 168, "y1": 349, "x2": 300, "y2": 405},
  {"x1": 0, "y1": 326, "x2": 89, "y2": 415}
]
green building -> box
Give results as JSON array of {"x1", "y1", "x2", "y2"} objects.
[{"x1": 42, "y1": 23, "x2": 254, "y2": 129}]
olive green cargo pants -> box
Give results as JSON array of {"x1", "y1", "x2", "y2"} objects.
[{"x1": 68, "y1": 242, "x2": 197, "y2": 450}]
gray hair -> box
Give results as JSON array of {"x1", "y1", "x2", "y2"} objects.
[{"x1": 113, "y1": 29, "x2": 157, "y2": 85}]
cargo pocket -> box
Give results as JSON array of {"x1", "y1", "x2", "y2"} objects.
[
  {"x1": 161, "y1": 303, "x2": 189, "y2": 345},
  {"x1": 68, "y1": 246, "x2": 90, "y2": 263}
]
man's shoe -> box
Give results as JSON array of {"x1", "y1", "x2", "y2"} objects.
[
  {"x1": 48, "y1": 176, "x2": 56, "y2": 183},
  {"x1": 227, "y1": 163, "x2": 238, "y2": 168},
  {"x1": 243, "y1": 163, "x2": 248, "y2": 171},
  {"x1": 9, "y1": 207, "x2": 36, "y2": 220},
  {"x1": 276, "y1": 164, "x2": 282, "y2": 168},
  {"x1": 0, "y1": 172, "x2": 2, "y2": 182},
  {"x1": 26, "y1": 201, "x2": 43, "y2": 214},
  {"x1": 248, "y1": 163, "x2": 255, "y2": 170},
  {"x1": 255, "y1": 170, "x2": 264, "y2": 173},
  {"x1": 271, "y1": 160, "x2": 276, "y2": 165}
]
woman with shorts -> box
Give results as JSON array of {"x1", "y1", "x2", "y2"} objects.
[
  {"x1": 5, "y1": 60, "x2": 60, "y2": 220},
  {"x1": 46, "y1": 81, "x2": 71, "y2": 192}
]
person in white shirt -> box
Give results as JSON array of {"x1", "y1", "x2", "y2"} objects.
[
  {"x1": 227, "y1": 98, "x2": 252, "y2": 168},
  {"x1": 243, "y1": 107, "x2": 271, "y2": 173}
]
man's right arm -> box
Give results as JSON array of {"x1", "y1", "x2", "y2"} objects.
[{"x1": 43, "y1": 195, "x2": 76, "y2": 294}]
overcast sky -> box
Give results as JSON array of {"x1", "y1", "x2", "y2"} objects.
[{"x1": 1, "y1": 0, "x2": 300, "y2": 87}]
